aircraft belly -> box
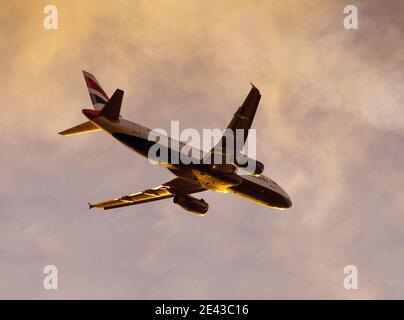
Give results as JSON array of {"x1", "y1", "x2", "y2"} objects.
[
  {"x1": 229, "y1": 178, "x2": 289, "y2": 209},
  {"x1": 112, "y1": 132, "x2": 153, "y2": 158},
  {"x1": 110, "y1": 132, "x2": 195, "y2": 166},
  {"x1": 191, "y1": 168, "x2": 242, "y2": 192}
]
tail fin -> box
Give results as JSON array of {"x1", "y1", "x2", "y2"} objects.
[
  {"x1": 58, "y1": 70, "x2": 106, "y2": 136},
  {"x1": 58, "y1": 71, "x2": 120, "y2": 137},
  {"x1": 83, "y1": 70, "x2": 109, "y2": 110}
]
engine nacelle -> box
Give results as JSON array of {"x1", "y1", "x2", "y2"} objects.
[
  {"x1": 234, "y1": 154, "x2": 264, "y2": 176},
  {"x1": 173, "y1": 195, "x2": 209, "y2": 215}
]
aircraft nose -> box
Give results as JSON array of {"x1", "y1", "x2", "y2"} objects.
[
  {"x1": 284, "y1": 196, "x2": 292, "y2": 208},
  {"x1": 278, "y1": 189, "x2": 292, "y2": 209}
]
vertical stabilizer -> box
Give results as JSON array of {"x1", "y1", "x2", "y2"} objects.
[{"x1": 82, "y1": 70, "x2": 109, "y2": 110}]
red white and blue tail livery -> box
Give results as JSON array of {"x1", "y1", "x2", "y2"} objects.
[{"x1": 82, "y1": 70, "x2": 109, "y2": 110}]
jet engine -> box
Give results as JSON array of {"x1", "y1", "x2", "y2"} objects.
[
  {"x1": 234, "y1": 154, "x2": 264, "y2": 176},
  {"x1": 173, "y1": 195, "x2": 209, "y2": 215}
]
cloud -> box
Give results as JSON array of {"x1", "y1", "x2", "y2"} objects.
[{"x1": 1, "y1": 0, "x2": 404, "y2": 298}]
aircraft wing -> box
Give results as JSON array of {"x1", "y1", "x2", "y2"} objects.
[
  {"x1": 89, "y1": 178, "x2": 206, "y2": 210},
  {"x1": 205, "y1": 84, "x2": 261, "y2": 163},
  {"x1": 226, "y1": 84, "x2": 261, "y2": 142}
]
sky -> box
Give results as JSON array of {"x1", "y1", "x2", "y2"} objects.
[{"x1": 1, "y1": 0, "x2": 404, "y2": 299}]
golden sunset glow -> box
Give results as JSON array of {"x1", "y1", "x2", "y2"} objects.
[{"x1": 1, "y1": 0, "x2": 404, "y2": 299}]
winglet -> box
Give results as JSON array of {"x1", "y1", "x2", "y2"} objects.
[
  {"x1": 250, "y1": 82, "x2": 258, "y2": 90},
  {"x1": 87, "y1": 202, "x2": 94, "y2": 209}
]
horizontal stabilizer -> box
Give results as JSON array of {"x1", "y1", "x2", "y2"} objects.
[
  {"x1": 58, "y1": 121, "x2": 100, "y2": 136},
  {"x1": 100, "y1": 89, "x2": 124, "y2": 121}
]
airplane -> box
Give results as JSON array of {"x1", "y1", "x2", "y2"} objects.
[{"x1": 58, "y1": 71, "x2": 292, "y2": 215}]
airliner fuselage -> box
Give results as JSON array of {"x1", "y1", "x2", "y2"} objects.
[{"x1": 83, "y1": 110, "x2": 292, "y2": 210}]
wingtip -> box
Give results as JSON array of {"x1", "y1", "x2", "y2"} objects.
[
  {"x1": 87, "y1": 202, "x2": 94, "y2": 209},
  {"x1": 57, "y1": 129, "x2": 69, "y2": 136},
  {"x1": 250, "y1": 82, "x2": 260, "y2": 94}
]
